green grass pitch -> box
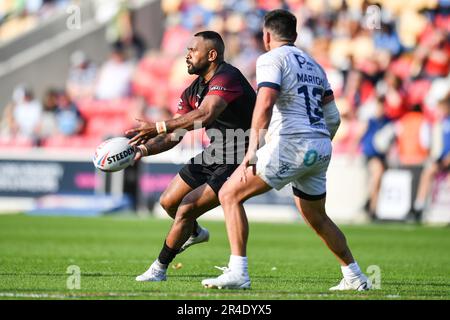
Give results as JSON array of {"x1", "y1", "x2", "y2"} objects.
[{"x1": 0, "y1": 214, "x2": 448, "y2": 300}]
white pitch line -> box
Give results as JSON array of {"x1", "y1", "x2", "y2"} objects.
[
  {"x1": 0, "y1": 292, "x2": 143, "y2": 299},
  {"x1": 0, "y1": 291, "x2": 332, "y2": 299}
]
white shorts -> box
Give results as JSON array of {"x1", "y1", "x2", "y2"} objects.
[{"x1": 255, "y1": 134, "x2": 332, "y2": 199}]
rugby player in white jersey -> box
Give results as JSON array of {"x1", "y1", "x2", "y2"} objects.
[{"x1": 202, "y1": 9, "x2": 372, "y2": 291}]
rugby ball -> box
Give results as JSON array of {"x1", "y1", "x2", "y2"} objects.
[{"x1": 93, "y1": 137, "x2": 135, "y2": 172}]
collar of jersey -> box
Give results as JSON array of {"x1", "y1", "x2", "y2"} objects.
[{"x1": 199, "y1": 61, "x2": 226, "y2": 85}]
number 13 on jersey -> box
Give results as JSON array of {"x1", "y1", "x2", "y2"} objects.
[{"x1": 297, "y1": 82, "x2": 324, "y2": 125}]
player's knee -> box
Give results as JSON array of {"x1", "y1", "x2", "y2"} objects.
[
  {"x1": 159, "y1": 193, "x2": 178, "y2": 217},
  {"x1": 175, "y1": 202, "x2": 196, "y2": 222},
  {"x1": 218, "y1": 186, "x2": 235, "y2": 206}
]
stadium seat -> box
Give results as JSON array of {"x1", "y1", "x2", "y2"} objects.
[
  {"x1": 84, "y1": 116, "x2": 129, "y2": 139},
  {"x1": 406, "y1": 79, "x2": 432, "y2": 107},
  {"x1": 77, "y1": 98, "x2": 135, "y2": 119},
  {"x1": 0, "y1": 136, "x2": 34, "y2": 149},
  {"x1": 390, "y1": 56, "x2": 413, "y2": 79},
  {"x1": 41, "y1": 134, "x2": 101, "y2": 149}
]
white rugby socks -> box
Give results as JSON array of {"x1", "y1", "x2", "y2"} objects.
[
  {"x1": 228, "y1": 255, "x2": 248, "y2": 275},
  {"x1": 154, "y1": 259, "x2": 168, "y2": 270},
  {"x1": 341, "y1": 261, "x2": 363, "y2": 281}
]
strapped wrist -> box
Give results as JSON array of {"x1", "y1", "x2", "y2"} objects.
[
  {"x1": 137, "y1": 144, "x2": 149, "y2": 157},
  {"x1": 156, "y1": 121, "x2": 167, "y2": 134}
]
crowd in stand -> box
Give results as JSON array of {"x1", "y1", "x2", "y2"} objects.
[
  {"x1": 0, "y1": 0, "x2": 449, "y2": 218},
  {"x1": 0, "y1": 0, "x2": 72, "y2": 43}
]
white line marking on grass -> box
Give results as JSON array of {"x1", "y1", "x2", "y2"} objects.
[
  {"x1": 0, "y1": 291, "x2": 363, "y2": 299},
  {"x1": 0, "y1": 293, "x2": 71, "y2": 299},
  {"x1": 0, "y1": 292, "x2": 143, "y2": 299}
]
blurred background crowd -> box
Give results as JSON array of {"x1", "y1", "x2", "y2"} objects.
[
  {"x1": 0, "y1": 0, "x2": 449, "y2": 219},
  {"x1": 0, "y1": 0, "x2": 72, "y2": 43}
]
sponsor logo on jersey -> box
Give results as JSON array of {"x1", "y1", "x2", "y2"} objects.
[
  {"x1": 209, "y1": 85, "x2": 226, "y2": 91},
  {"x1": 303, "y1": 150, "x2": 318, "y2": 167}
]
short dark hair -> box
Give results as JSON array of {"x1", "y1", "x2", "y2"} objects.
[
  {"x1": 194, "y1": 30, "x2": 225, "y2": 60},
  {"x1": 264, "y1": 9, "x2": 297, "y2": 42}
]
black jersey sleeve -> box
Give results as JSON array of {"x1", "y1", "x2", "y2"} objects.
[{"x1": 175, "y1": 88, "x2": 194, "y2": 115}]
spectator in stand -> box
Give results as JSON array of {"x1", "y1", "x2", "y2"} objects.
[
  {"x1": 377, "y1": 71, "x2": 408, "y2": 120},
  {"x1": 230, "y1": 31, "x2": 265, "y2": 87},
  {"x1": 105, "y1": 1, "x2": 146, "y2": 59},
  {"x1": 425, "y1": 75, "x2": 450, "y2": 118},
  {"x1": 159, "y1": 14, "x2": 191, "y2": 57},
  {"x1": 343, "y1": 69, "x2": 365, "y2": 111},
  {"x1": 36, "y1": 88, "x2": 59, "y2": 144},
  {"x1": 9, "y1": 86, "x2": 42, "y2": 142},
  {"x1": 395, "y1": 104, "x2": 430, "y2": 167},
  {"x1": 140, "y1": 93, "x2": 172, "y2": 123},
  {"x1": 66, "y1": 51, "x2": 97, "y2": 100},
  {"x1": 357, "y1": 97, "x2": 391, "y2": 220},
  {"x1": 0, "y1": 2, "x2": 38, "y2": 43},
  {"x1": 180, "y1": 0, "x2": 214, "y2": 31},
  {"x1": 421, "y1": 29, "x2": 449, "y2": 79},
  {"x1": 0, "y1": 100, "x2": 16, "y2": 139},
  {"x1": 412, "y1": 94, "x2": 450, "y2": 220},
  {"x1": 373, "y1": 22, "x2": 403, "y2": 57},
  {"x1": 55, "y1": 90, "x2": 85, "y2": 136},
  {"x1": 95, "y1": 42, "x2": 135, "y2": 100},
  {"x1": 387, "y1": 104, "x2": 431, "y2": 222},
  {"x1": 332, "y1": 97, "x2": 359, "y2": 154},
  {"x1": 0, "y1": 0, "x2": 71, "y2": 43}
]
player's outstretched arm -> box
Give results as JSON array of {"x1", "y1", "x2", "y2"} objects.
[
  {"x1": 165, "y1": 95, "x2": 227, "y2": 132},
  {"x1": 134, "y1": 132, "x2": 183, "y2": 161},
  {"x1": 132, "y1": 114, "x2": 185, "y2": 161},
  {"x1": 126, "y1": 95, "x2": 227, "y2": 146}
]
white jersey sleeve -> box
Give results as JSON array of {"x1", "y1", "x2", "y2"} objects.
[{"x1": 256, "y1": 53, "x2": 282, "y2": 91}]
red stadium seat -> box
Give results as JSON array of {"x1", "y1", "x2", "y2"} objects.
[
  {"x1": 41, "y1": 135, "x2": 68, "y2": 148},
  {"x1": 138, "y1": 54, "x2": 174, "y2": 79},
  {"x1": 68, "y1": 135, "x2": 101, "y2": 149},
  {"x1": 390, "y1": 57, "x2": 413, "y2": 80},
  {"x1": 406, "y1": 79, "x2": 432, "y2": 107},
  {"x1": 167, "y1": 79, "x2": 193, "y2": 114},
  {"x1": 436, "y1": 14, "x2": 450, "y2": 32},
  {"x1": 41, "y1": 134, "x2": 102, "y2": 149},
  {"x1": 0, "y1": 136, "x2": 34, "y2": 149},
  {"x1": 76, "y1": 98, "x2": 136, "y2": 143},
  {"x1": 77, "y1": 98, "x2": 135, "y2": 119},
  {"x1": 84, "y1": 117, "x2": 107, "y2": 136},
  {"x1": 160, "y1": 25, "x2": 191, "y2": 56},
  {"x1": 84, "y1": 116, "x2": 129, "y2": 139},
  {"x1": 131, "y1": 73, "x2": 168, "y2": 106}
]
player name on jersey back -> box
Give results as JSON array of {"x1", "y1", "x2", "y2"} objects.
[{"x1": 296, "y1": 72, "x2": 325, "y2": 87}]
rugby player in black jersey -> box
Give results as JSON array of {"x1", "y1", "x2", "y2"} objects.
[{"x1": 125, "y1": 31, "x2": 256, "y2": 282}]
